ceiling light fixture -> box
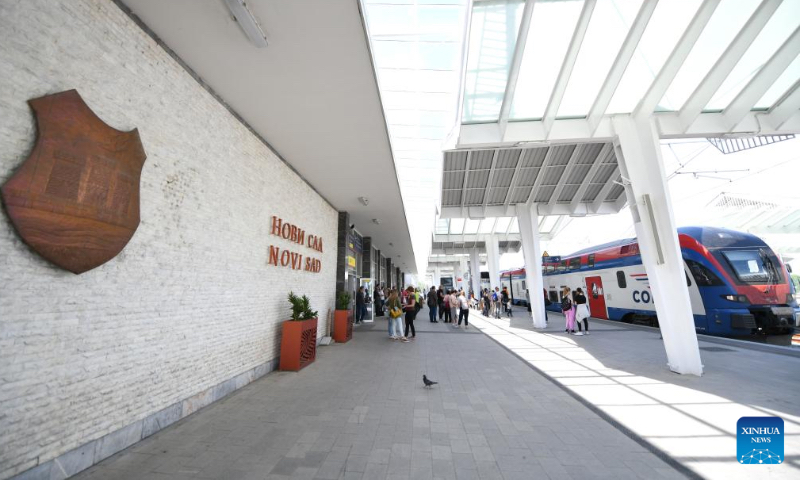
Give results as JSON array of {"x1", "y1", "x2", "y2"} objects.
[
  {"x1": 224, "y1": 0, "x2": 269, "y2": 48},
  {"x1": 358, "y1": 196, "x2": 369, "y2": 206}
]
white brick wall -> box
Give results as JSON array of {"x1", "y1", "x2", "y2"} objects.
[{"x1": 0, "y1": 1, "x2": 338, "y2": 478}]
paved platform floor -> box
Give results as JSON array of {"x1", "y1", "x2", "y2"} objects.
[
  {"x1": 471, "y1": 306, "x2": 800, "y2": 480},
  {"x1": 72, "y1": 310, "x2": 686, "y2": 480}
]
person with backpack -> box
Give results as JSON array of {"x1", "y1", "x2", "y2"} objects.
[
  {"x1": 482, "y1": 289, "x2": 491, "y2": 316},
  {"x1": 561, "y1": 286, "x2": 576, "y2": 334},
  {"x1": 501, "y1": 286, "x2": 511, "y2": 318},
  {"x1": 491, "y1": 287, "x2": 501, "y2": 319},
  {"x1": 403, "y1": 286, "x2": 417, "y2": 339}
]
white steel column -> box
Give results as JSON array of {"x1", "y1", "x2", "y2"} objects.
[
  {"x1": 470, "y1": 249, "x2": 482, "y2": 296},
  {"x1": 459, "y1": 257, "x2": 469, "y2": 292},
  {"x1": 485, "y1": 235, "x2": 501, "y2": 290},
  {"x1": 454, "y1": 261, "x2": 463, "y2": 291},
  {"x1": 517, "y1": 204, "x2": 547, "y2": 329},
  {"x1": 613, "y1": 116, "x2": 703, "y2": 376},
  {"x1": 433, "y1": 266, "x2": 441, "y2": 288}
]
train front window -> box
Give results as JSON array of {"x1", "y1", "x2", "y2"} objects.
[
  {"x1": 685, "y1": 259, "x2": 724, "y2": 287},
  {"x1": 720, "y1": 249, "x2": 783, "y2": 285}
]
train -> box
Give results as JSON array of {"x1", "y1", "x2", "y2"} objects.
[{"x1": 500, "y1": 226, "x2": 799, "y2": 336}]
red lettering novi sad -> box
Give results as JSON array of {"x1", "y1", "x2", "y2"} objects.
[{"x1": 268, "y1": 215, "x2": 322, "y2": 273}]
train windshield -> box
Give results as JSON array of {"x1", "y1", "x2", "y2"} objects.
[{"x1": 720, "y1": 249, "x2": 784, "y2": 285}]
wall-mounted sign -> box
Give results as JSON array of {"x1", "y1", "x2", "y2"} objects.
[
  {"x1": 1, "y1": 90, "x2": 147, "y2": 274},
  {"x1": 268, "y1": 216, "x2": 323, "y2": 273},
  {"x1": 347, "y1": 256, "x2": 356, "y2": 268}
]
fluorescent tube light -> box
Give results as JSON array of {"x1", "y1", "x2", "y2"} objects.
[{"x1": 224, "y1": 0, "x2": 268, "y2": 48}]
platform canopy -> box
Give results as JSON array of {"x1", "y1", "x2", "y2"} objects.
[
  {"x1": 440, "y1": 142, "x2": 622, "y2": 218},
  {"x1": 454, "y1": 0, "x2": 800, "y2": 149}
]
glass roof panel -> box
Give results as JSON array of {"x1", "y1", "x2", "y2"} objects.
[
  {"x1": 435, "y1": 218, "x2": 451, "y2": 234},
  {"x1": 495, "y1": 217, "x2": 512, "y2": 232},
  {"x1": 606, "y1": 0, "x2": 703, "y2": 114},
  {"x1": 540, "y1": 215, "x2": 559, "y2": 232},
  {"x1": 463, "y1": 218, "x2": 482, "y2": 234},
  {"x1": 557, "y1": 0, "x2": 644, "y2": 118},
  {"x1": 364, "y1": 0, "x2": 469, "y2": 275},
  {"x1": 449, "y1": 218, "x2": 466, "y2": 234},
  {"x1": 462, "y1": 0, "x2": 526, "y2": 123},
  {"x1": 479, "y1": 217, "x2": 497, "y2": 233},
  {"x1": 658, "y1": 0, "x2": 760, "y2": 111},
  {"x1": 705, "y1": 0, "x2": 800, "y2": 111},
  {"x1": 510, "y1": 0, "x2": 584, "y2": 120},
  {"x1": 505, "y1": 217, "x2": 518, "y2": 233},
  {"x1": 755, "y1": 54, "x2": 800, "y2": 109}
]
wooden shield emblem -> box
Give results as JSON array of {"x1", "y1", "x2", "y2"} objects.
[{"x1": 1, "y1": 90, "x2": 147, "y2": 274}]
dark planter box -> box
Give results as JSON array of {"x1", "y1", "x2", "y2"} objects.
[
  {"x1": 333, "y1": 309, "x2": 353, "y2": 343},
  {"x1": 279, "y1": 318, "x2": 317, "y2": 371}
]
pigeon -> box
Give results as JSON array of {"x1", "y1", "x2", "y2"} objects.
[{"x1": 423, "y1": 375, "x2": 438, "y2": 388}]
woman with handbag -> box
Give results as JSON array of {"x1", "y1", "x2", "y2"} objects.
[{"x1": 386, "y1": 289, "x2": 407, "y2": 342}]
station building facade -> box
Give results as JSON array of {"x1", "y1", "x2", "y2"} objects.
[{"x1": 0, "y1": 1, "x2": 408, "y2": 478}]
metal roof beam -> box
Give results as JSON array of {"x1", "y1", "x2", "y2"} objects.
[
  {"x1": 570, "y1": 143, "x2": 613, "y2": 214},
  {"x1": 634, "y1": 0, "x2": 721, "y2": 117},
  {"x1": 588, "y1": 0, "x2": 658, "y2": 132},
  {"x1": 590, "y1": 166, "x2": 620, "y2": 213},
  {"x1": 498, "y1": 0, "x2": 537, "y2": 137},
  {"x1": 546, "y1": 145, "x2": 585, "y2": 212},
  {"x1": 678, "y1": 0, "x2": 782, "y2": 132},
  {"x1": 724, "y1": 25, "x2": 800, "y2": 131},
  {"x1": 502, "y1": 149, "x2": 528, "y2": 209},
  {"x1": 526, "y1": 146, "x2": 554, "y2": 205},
  {"x1": 543, "y1": 0, "x2": 596, "y2": 138},
  {"x1": 460, "y1": 151, "x2": 472, "y2": 208},
  {"x1": 480, "y1": 150, "x2": 500, "y2": 214},
  {"x1": 767, "y1": 78, "x2": 800, "y2": 128}
]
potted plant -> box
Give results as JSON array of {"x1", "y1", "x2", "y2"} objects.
[
  {"x1": 333, "y1": 291, "x2": 353, "y2": 344},
  {"x1": 279, "y1": 292, "x2": 319, "y2": 371}
]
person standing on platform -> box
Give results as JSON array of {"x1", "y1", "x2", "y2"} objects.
[
  {"x1": 492, "y1": 287, "x2": 501, "y2": 319},
  {"x1": 574, "y1": 287, "x2": 589, "y2": 334},
  {"x1": 561, "y1": 286, "x2": 575, "y2": 334},
  {"x1": 355, "y1": 287, "x2": 365, "y2": 324},
  {"x1": 457, "y1": 290, "x2": 470, "y2": 328},
  {"x1": 374, "y1": 285, "x2": 382, "y2": 317},
  {"x1": 386, "y1": 289, "x2": 406, "y2": 341},
  {"x1": 437, "y1": 286, "x2": 446, "y2": 321},
  {"x1": 501, "y1": 286, "x2": 511, "y2": 317},
  {"x1": 449, "y1": 290, "x2": 459, "y2": 324},
  {"x1": 427, "y1": 286, "x2": 438, "y2": 323},
  {"x1": 403, "y1": 286, "x2": 417, "y2": 340}
]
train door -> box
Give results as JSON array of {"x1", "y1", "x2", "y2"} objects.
[{"x1": 585, "y1": 276, "x2": 608, "y2": 319}]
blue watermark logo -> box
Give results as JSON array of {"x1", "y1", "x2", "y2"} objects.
[{"x1": 737, "y1": 417, "x2": 783, "y2": 464}]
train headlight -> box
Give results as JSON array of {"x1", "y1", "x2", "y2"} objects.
[{"x1": 721, "y1": 294, "x2": 748, "y2": 303}]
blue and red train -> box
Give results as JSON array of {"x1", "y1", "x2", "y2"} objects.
[{"x1": 501, "y1": 226, "x2": 799, "y2": 336}]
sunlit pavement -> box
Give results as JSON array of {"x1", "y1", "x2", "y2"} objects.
[
  {"x1": 469, "y1": 307, "x2": 800, "y2": 480},
  {"x1": 71, "y1": 312, "x2": 685, "y2": 480}
]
